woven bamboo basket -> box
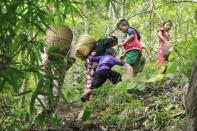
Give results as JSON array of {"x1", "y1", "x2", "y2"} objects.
[
  {"x1": 46, "y1": 26, "x2": 73, "y2": 60},
  {"x1": 75, "y1": 34, "x2": 96, "y2": 60}
]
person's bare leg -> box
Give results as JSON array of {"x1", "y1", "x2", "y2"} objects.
[
  {"x1": 81, "y1": 88, "x2": 92, "y2": 102},
  {"x1": 124, "y1": 63, "x2": 134, "y2": 80},
  {"x1": 83, "y1": 88, "x2": 92, "y2": 96}
]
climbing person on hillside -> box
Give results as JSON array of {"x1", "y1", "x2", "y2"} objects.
[
  {"x1": 117, "y1": 19, "x2": 146, "y2": 80},
  {"x1": 83, "y1": 37, "x2": 118, "y2": 101},
  {"x1": 81, "y1": 48, "x2": 125, "y2": 102},
  {"x1": 157, "y1": 20, "x2": 173, "y2": 73}
]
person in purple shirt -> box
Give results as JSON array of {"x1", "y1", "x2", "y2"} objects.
[{"x1": 81, "y1": 48, "x2": 125, "y2": 102}]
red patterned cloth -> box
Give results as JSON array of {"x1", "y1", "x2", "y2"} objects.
[
  {"x1": 84, "y1": 56, "x2": 98, "y2": 89},
  {"x1": 123, "y1": 34, "x2": 143, "y2": 52}
]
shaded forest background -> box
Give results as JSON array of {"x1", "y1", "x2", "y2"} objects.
[{"x1": 0, "y1": 0, "x2": 197, "y2": 130}]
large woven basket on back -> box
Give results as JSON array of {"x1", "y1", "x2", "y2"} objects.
[
  {"x1": 46, "y1": 26, "x2": 73, "y2": 60},
  {"x1": 75, "y1": 34, "x2": 96, "y2": 60}
]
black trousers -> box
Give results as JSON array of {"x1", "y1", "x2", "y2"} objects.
[{"x1": 91, "y1": 69, "x2": 122, "y2": 89}]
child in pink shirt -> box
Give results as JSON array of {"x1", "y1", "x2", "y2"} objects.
[{"x1": 157, "y1": 20, "x2": 173, "y2": 72}]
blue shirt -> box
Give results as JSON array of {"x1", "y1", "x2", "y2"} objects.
[{"x1": 126, "y1": 27, "x2": 141, "y2": 40}]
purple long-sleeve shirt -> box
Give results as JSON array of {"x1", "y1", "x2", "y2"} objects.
[{"x1": 89, "y1": 55, "x2": 125, "y2": 72}]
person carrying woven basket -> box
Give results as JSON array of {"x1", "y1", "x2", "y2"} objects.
[{"x1": 82, "y1": 36, "x2": 118, "y2": 102}]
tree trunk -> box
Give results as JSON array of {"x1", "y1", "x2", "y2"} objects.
[
  {"x1": 19, "y1": 77, "x2": 29, "y2": 108},
  {"x1": 186, "y1": 56, "x2": 197, "y2": 131},
  {"x1": 84, "y1": 0, "x2": 89, "y2": 34},
  {"x1": 120, "y1": 0, "x2": 126, "y2": 18}
]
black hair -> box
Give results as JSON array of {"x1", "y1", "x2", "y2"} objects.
[
  {"x1": 162, "y1": 20, "x2": 173, "y2": 27},
  {"x1": 96, "y1": 36, "x2": 118, "y2": 47},
  {"x1": 116, "y1": 19, "x2": 129, "y2": 28},
  {"x1": 109, "y1": 36, "x2": 118, "y2": 42},
  {"x1": 105, "y1": 48, "x2": 115, "y2": 55},
  {"x1": 93, "y1": 37, "x2": 118, "y2": 56}
]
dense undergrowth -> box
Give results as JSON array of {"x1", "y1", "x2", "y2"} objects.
[
  {"x1": 76, "y1": 64, "x2": 187, "y2": 131},
  {"x1": 1, "y1": 0, "x2": 197, "y2": 130},
  {"x1": 0, "y1": 60, "x2": 188, "y2": 130},
  {"x1": 1, "y1": 36, "x2": 197, "y2": 130}
]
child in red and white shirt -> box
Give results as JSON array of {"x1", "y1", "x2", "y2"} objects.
[{"x1": 117, "y1": 19, "x2": 146, "y2": 79}]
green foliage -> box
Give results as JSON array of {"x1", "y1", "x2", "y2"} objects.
[
  {"x1": 1, "y1": 0, "x2": 197, "y2": 130},
  {"x1": 34, "y1": 112, "x2": 64, "y2": 130},
  {"x1": 78, "y1": 104, "x2": 93, "y2": 121},
  {"x1": 145, "y1": 96, "x2": 185, "y2": 130},
  {"x1": 60, "y1": 87, "x2": 80, "y2": 103},
  {"x1": 78, "y1": 80, "x2": 144, "y2": 128},
  {"x1": 0, "y1": 92, "x2": 30, "y2": 130},
  {"x1": 166, "y1": 37, "x2": 197, "y2": 76},
  {"x1": 101, "y1": 107, "x2": 120, "y2": 126}
]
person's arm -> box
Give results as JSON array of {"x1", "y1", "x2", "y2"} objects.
[
  {"x1": 119, "y1": 28, "x2": 136, "y2": 47},
  {"x1": 119, "y1": 34, "x2": 135, "y2": 47},
  {"x1": 113, "y1": 57, "x2": 125, "y2": 66},
  {"x1": 89, "y1": 56, "x2": 100, "y2": 62},
  {"x1": 157, "y1": 31, "x2": 170, "y2": 44}
]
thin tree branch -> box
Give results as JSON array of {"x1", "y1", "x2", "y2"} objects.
[
  {"x1": 155, "y1": 0, "x2": 197, "y2": 10},
  {"x1": 108, "y1": 0, "x2": 197, "y2": 36}
]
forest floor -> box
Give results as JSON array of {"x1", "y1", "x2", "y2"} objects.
[
  {"x1": 49, "y1": 75, "x2": 188, "y2": 131},
  {"x1": 56, "y1": 102, "x2": 103, "y2": 131}
]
